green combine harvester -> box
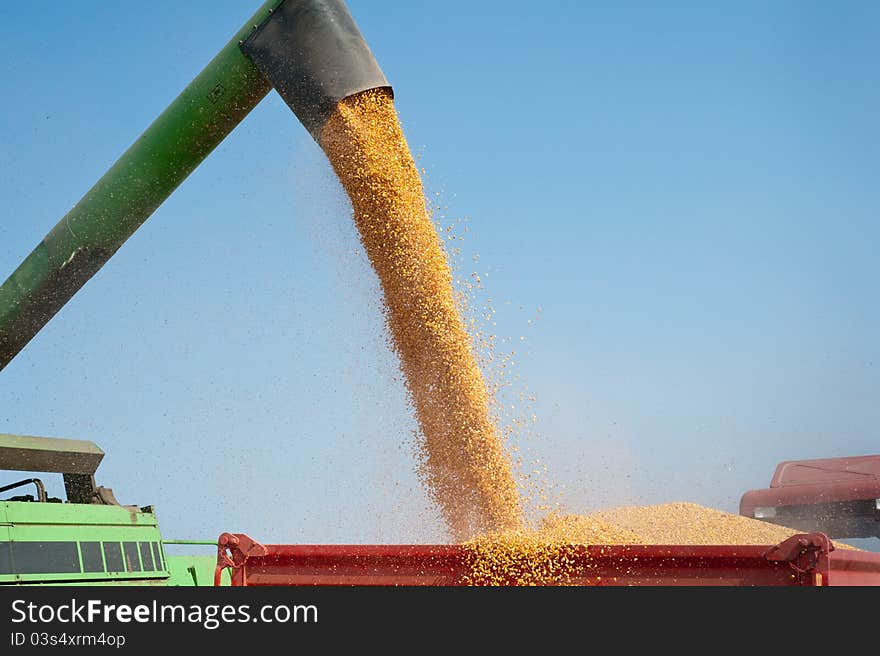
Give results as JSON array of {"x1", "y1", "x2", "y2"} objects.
[
  {"x1": 0, "y1": 0, "x2": 390, "y2": 585},
  {"x1": 0, "y1": 434, "x2": 220, "y2": 585}
]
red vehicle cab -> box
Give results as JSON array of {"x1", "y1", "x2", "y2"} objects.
[{"x1": 740, "y1": 455, "x2": 880, "y2": 539}]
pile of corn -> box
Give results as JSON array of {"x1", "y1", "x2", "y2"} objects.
[
  {"x1": 587, "y1": 502, "x2": 840, "y2": 546},
  {"x1": 463, "y1": 502, "x2": 856, "y2": 585},
  {"x1": 462, "y1": 514, "x2": 641, "y2": 585},
  {"x1": 320, "y1": 89, "x2": 521, "y2": 540}
]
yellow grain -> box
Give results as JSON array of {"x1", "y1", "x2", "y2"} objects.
[
  {"x1": 320, "y1": 88, "x2": 521, "y2": 540},
  {"x1": 462, "y1": 503, "x2": 857, "y2": 585}
]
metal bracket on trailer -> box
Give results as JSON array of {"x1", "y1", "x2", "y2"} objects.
[
  {"x1": 215, "y1": 532, "x2": 269, "y2": 586},
  {"x1": 763, "y1": 532, "x2": 833, "y2": 585}
]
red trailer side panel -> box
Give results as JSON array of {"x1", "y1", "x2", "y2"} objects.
[
  {"x1": 216, "y1": 532, "x2": 880, "y2": 586},
  {"x1": 827, "y1": 549, "x2": 880, "y2": 586}
]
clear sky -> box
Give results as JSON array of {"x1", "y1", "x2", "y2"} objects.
[{"x1": 1, "y1": 1, "x2": 878, "y2": 550}]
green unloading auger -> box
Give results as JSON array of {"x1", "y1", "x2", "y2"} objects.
[{"x1": 0, "y1": 0, "x2": 390, "y2": 371}]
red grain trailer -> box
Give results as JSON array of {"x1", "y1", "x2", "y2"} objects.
[{"x1": 215, "y1": 531, "x2": 880, "y2": 586}]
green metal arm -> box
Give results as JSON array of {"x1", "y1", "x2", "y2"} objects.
[
  {"x1": 0, "y1": 0, "x2": 388, "y2": 373},
  {"x1": 0, "y1": 0, "x2": 284, "y2": 371}
]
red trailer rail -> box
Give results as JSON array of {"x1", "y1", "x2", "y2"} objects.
[{"x1": 215, "y1": 532, "x2": 880, "y2": 586}]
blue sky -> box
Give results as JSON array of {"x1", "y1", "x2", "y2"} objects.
[{"x1": 1, "y1": 1, "x2": 878, "y2": 549}]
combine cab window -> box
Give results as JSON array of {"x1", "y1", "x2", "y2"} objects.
[
  {"x1": 103, "y1": 542, "x2": 124, "y2": 572},
  {"x1": 0, "y1": 542, "x2": 11, "y2": 574},
  {"x1": 11, "y1": 542, "x2": 80, "y2": 574},
  {"x1": 152, "y1": 542, "x2": 165, "y2": 571},
  {"x1": 139, "y1": 542, "x2": 155, "y2": 571},
  {"x1": 123, "y1": 542, "x2": 141, "y2": 572},
  {"x1": 80, "y1": 542, "x2": 104, "y2": 573}
]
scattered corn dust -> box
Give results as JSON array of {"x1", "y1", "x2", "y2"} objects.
[{"x1": 320, "y1": 88, "x2": 521, "y2": 540}]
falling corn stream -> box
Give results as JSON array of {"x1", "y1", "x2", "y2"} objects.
[
  {"x1": 319, "y1": 89, "x2": 856, "y2": 583},
  {"x1": 320, "y1": 89, "x2": 521, "y2": 541}
]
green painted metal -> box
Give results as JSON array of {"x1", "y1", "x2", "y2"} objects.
[
  {"x1": 165, "y1": 554, "x2": 229, "y2": 586},
  {"x1": 0, "y1": 501, "x2": 226, "y2": 586},
  {"x1": 0, "y1": 433, "x2": 104, "y2": 474},
  {"x1": 0, "y1": 502, "x2": 166, "y2": 585},
  {"x1": 1, "y1": 502, "x2": 155, "y2": 526},
  {"x1": 0, "y1": 432, "x2": 225, "y2": 585},
  {"x1": 0, "y1": 0, "x2": 284, "y2": 371}
]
